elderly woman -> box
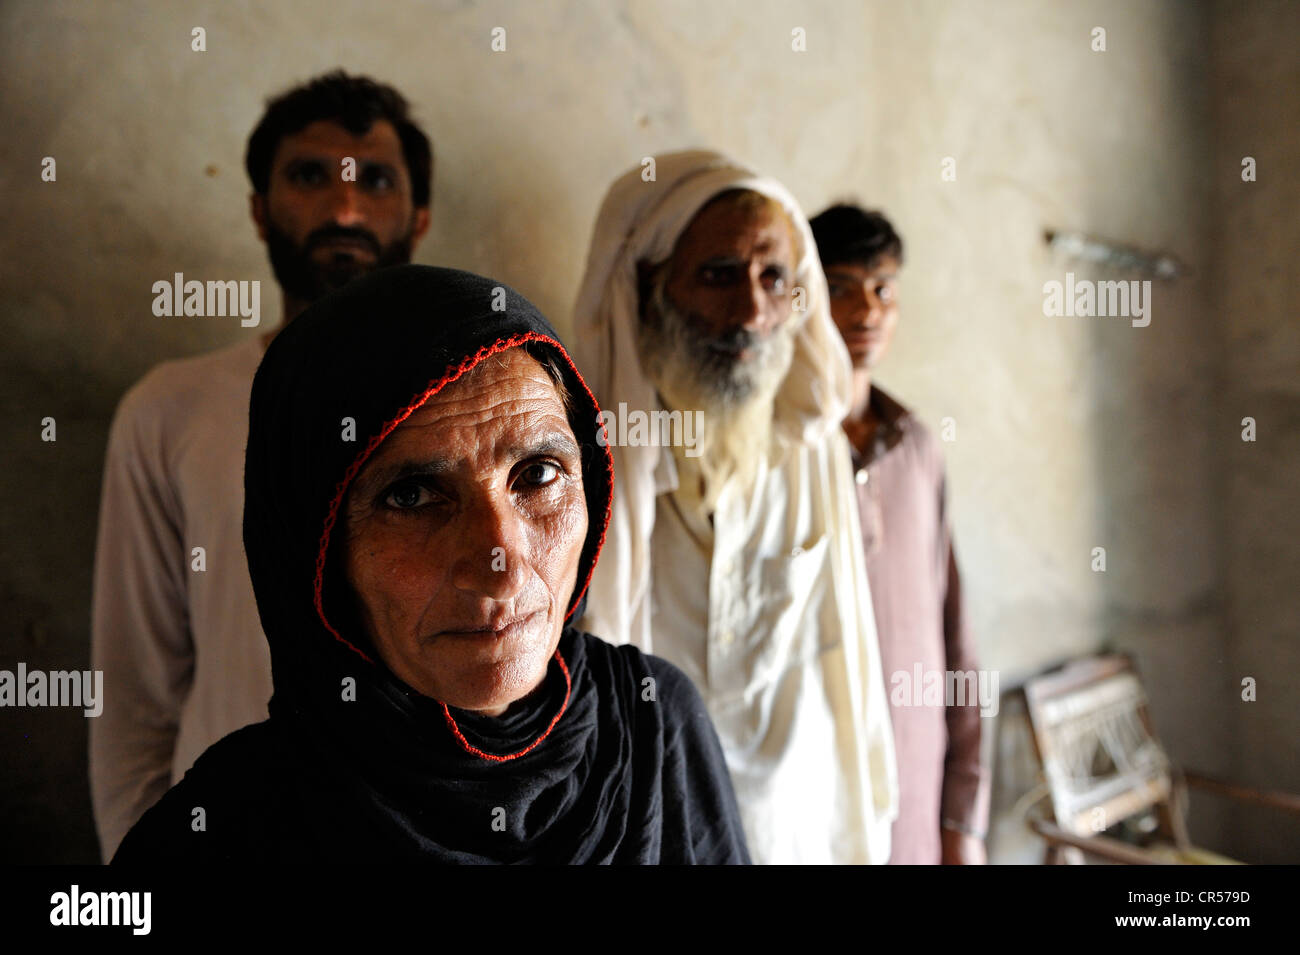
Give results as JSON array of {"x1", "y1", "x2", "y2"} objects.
[{"x1": 112, "y1": 265, "x2": 749, "y2": 864}]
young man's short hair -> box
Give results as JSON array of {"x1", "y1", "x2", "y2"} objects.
[
  {"x1": 809, "y1": 204, "x2": 903, "y2": 269},
  {"x1": 245, "y1": 70, "x2": 433, "y2": 208}
]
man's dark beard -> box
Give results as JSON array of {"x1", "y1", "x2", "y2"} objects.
[{"x1": 265, "y1": 221, "x2": 415, "y2": 303}]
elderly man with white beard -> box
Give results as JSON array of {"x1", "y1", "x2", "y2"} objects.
[{"x1": 572, "y1": 151, "x2": 898, "y2": 864}]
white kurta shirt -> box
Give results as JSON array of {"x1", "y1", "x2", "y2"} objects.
[
  {"x1": 90, "y1": 337, "x2": 272, "y2": 860},
  {"x1": 608, "y1": 432, "x2": 896, "y2": 864}
]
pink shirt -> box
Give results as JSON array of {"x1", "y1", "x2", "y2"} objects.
[{"x1": 851, "y1": 386, "x2": 989, "y2": 864}]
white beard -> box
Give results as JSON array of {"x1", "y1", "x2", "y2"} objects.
[{"x1": 638, "y1": 277, "x2": 794, "y2": 510}]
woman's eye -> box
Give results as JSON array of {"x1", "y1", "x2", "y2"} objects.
[
  {"x1": 877, "y1": 284, "x2": 895, "y2": 303},
  {"x1": 520, "y1": 461, "x2": 562, "y2": 487},
  {"x1": 383, "y1": 482, "x2": 434, "y2": 510}
]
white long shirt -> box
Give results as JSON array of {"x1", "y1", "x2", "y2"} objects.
[
  {"x1": 89, "y1": 337, "x2": 272, "y2": 860},
  {"x1": 588, "y1": 431, "x2": 898, "y2": 864}
]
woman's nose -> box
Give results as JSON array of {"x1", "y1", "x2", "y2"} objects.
[{"x1": 448, "y1": 497, "x2": 530, "y2": 601}]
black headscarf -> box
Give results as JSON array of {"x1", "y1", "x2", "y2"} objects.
[
  {"x1": 112, "y1": 264, "x2": 748, "y2": 865},
  {"x1": 245, "y1": 264, "x2": 611, "y2": 677},
  {"x1": 241, "y1": 265, "x2": 638, "y2": 862}
]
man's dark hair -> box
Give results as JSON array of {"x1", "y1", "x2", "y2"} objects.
[
  {"x1": 809, "y1": 204, "x2": 904, "y2": 269},
  {"x1": 245, "y1": 70, "x2": 433, "y2": 208}
]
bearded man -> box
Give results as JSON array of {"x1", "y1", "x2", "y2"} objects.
[
  {"x1": 571, "y1": 151, "x2": 898, "y2": 863},
  {"x1": 90, "y1": 71, "x2": 432, "y2": 859}
]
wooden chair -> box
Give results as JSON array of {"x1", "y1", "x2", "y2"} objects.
[{"x1": 1020, "y1": 654, "x2": 1300, "y2": 864}]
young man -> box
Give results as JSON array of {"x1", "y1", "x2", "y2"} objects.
[
  {"x1": 810, "y1": 204, "x2": 990, "y2": 864},
  {"x1": 89, "y1": 71, "x2": 432, "y2": 859}
]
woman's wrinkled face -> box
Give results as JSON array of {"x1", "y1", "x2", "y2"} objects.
[{"x1": 341, "y1": 348, "x2": 587, "y2": 716}]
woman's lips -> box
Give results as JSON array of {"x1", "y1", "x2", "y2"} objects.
[{"x1": 438, "y1": 610, "x2": 544, "y2": 640}]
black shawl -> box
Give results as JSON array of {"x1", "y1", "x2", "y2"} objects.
[{"x1": 112, "y1": 265, "x2": 748, "y2": 864}]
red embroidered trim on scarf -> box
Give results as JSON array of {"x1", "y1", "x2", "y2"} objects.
[{"x1": 441, "y1": 649, "x2": 572, "y2": 762}]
